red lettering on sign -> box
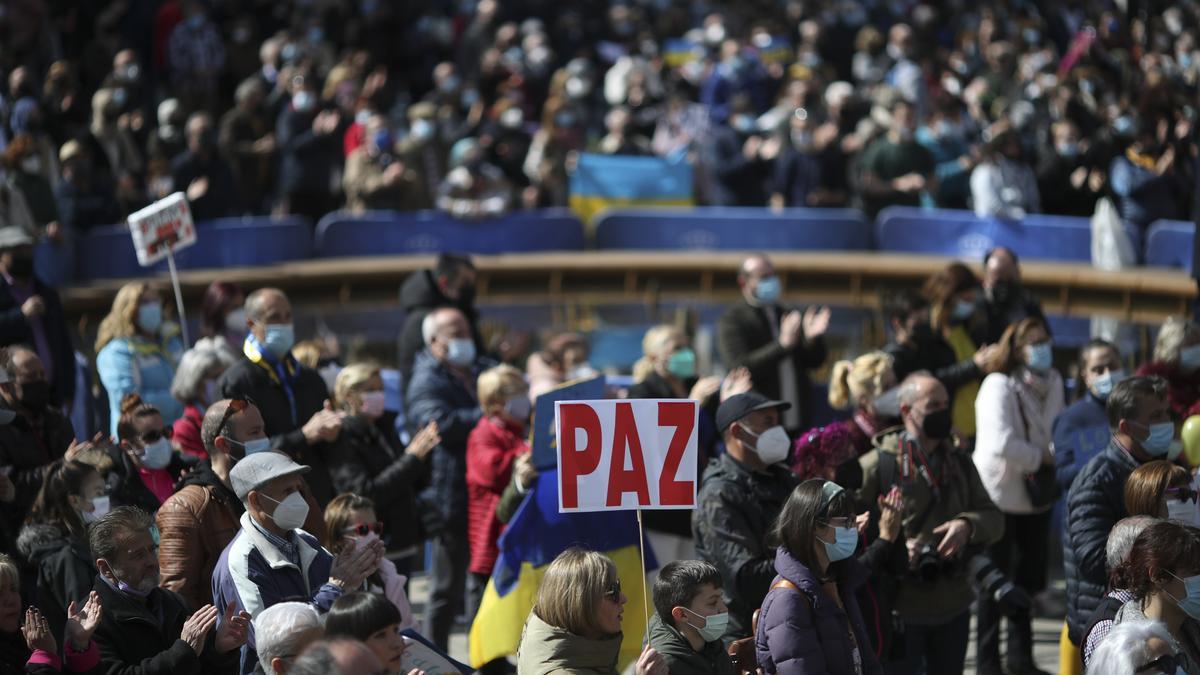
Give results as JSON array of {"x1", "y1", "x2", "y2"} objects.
[
  {"x1": 559, "y1": 403, "x2": 602, "y2": 509},
  {"x1": 657, "y1": 402, "x2": 696, "y2": 506},
  {"x1": 606, "y1": 402, "x2": 650, "y2": 507}
]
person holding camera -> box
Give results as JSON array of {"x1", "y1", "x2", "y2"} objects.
[
  {"x1": 972, "y1": 317, "x2": 1063, "y2": 675},
  {"x1": 857, "y1": 372, "x2": 1003, "y2": 675}
]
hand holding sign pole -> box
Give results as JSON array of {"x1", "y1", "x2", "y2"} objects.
[
  {"x1": 555, "y1": 399, "x2": 699, "y2": 636},
  {"x1": 127, "y1": 192, "x2": 197, "y2": 345}
]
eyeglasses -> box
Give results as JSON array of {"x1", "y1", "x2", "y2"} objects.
[
  {"x1": 217, "y1": 396, "x2": 255, "y2": 437},
  {"x1": 140, "y1": 427, "x2": 173, "y2": 444},
  {"x1": 1167, "y1": 487, "x2": 1199, "y2": 504},
  {"x1": 823, "y1": 517, "x2": 854, "y2": 529},
  {"x1": 603, "y1": 580, "x2": 622, "y2": 602},
  {"x1": 344, "y1": 521, "x2": 384, "y2": 537},
  {"x1": 1136, "y1": 652, "x2": 1187, "y2": 673}
]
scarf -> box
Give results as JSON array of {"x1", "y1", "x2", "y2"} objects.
[{"x1": 244, "y1": 334, "x2": 299, "y2": 424}]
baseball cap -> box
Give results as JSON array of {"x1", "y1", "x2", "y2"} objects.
[
  {"x1": 229, "y1": 452, "x2": 310, "y2": 502},
  {"x1": 716, "y1": 391, "x2": 791, "y2": 432}
]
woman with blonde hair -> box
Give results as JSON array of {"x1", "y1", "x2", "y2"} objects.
[
  {"x1": 517, "y1": 547, "x2": 667, "y2": 675},
  {"x1": 827, "y1": 351, "x2": 896, "y2": 457},
  {"x1": 322, "y1": 493, "x2": 414, "y2": 631},
  {"x1": 1124, "y1": 460, "x2": 1195, "y2": 522},
  {"x1": 1137, "y1": 316, "x2": 1200, "y2": 420},
  {"x1": 319, "y1": 363, "x2": 439, "y2": 571},
  {"x1": 96, "y1": 281, "x2": 183, "y2": 437}
]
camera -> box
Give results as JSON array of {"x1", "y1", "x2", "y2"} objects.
[
  {"x1": 914, "y1": 543, "x2": 943, "y2": 582},
  {"x1": 910, "y1": 546, "x2": 1031, "y2": 618}
]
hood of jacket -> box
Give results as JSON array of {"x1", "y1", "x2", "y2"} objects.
[
  {"x1": 517, "y1": 612, "x2": 621, "y2": 675},
  {"x1": 17, "y1": 522, "x2": 69, "y2": 563}
]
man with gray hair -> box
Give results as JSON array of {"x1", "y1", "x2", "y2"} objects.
[
  {"x1": 217, "y1": 287, "x2": 342, "y2": 504},
  {"x1": 254, "y1": 602, "x2": 324, "y2": 675},
  {"x1": 406, "y1": 305, "x2": 491, "y2": 649},
  {"x1": 172, "y1": 110, "x2": 239, "y2": 220},
  {"x1": 219, "y1": 76, "x2": 276, "y2": 213},
  {"x1": 1081, "y1": 515, "x2": 1158, "y2": 667}
]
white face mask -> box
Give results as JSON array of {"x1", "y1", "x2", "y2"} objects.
[
  {"x1": 260, "y1": 491, "x2": 310, "y2": 531},
  {"x1": 741, "y1": 424, "x2": 791, "y2": 464}
]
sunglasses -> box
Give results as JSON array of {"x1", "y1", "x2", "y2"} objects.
[
  {"x1": 140, "y1": 427, "x2": 173, "y2": 444},
  {"x1": 1137, "y1": 652, "x2": 1187, "y2": 673},
  {"x1": 603, "y1": 580, "x2": 622, "y2": 601},
  {"x1": 344, "y1": 521, "x2": 384, "y2": 537},
  {"x1": 217, "y1": 396, "x2": 255, "y2": 436},
  {"x1": 1167, "y1": 487, "x2": 1199, "y2": 504}
]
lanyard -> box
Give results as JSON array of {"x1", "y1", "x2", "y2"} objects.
[{"x1": 903, "y1": 437, "x2": 942, "y2": 497}]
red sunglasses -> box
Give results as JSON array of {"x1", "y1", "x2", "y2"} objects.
[{"x1": 344, "y1": 521, "x2": 384, "y2": 537}]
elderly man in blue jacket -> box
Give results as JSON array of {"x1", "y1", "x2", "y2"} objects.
[
  {"x1": 406, "y1": 306, "x2": 493, "y2": 650},
  {"x1": 212, "y1": 452, "x2": 379, "y2": 674}
]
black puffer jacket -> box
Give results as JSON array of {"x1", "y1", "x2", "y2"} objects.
[
  {"x1": 16, "y1": 522, "x2": 95, "y2": 643},
  {"x1": 1063, "y1": 439, "x2": 1141, "y2": 644}
]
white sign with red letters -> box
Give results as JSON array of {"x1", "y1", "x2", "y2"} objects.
[{"x1": 127, "y1": 191, "x2": 196, "y2": 267}]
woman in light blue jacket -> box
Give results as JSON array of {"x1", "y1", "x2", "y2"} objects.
[{"x1": 96, "y1": 281, "x2": 184, "y2": 437}]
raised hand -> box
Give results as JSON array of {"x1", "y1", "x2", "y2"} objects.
[
  {"x1": 214, "y1": 601, "x2": 252, "y2": 653},
  {"x1": 932, "y1": 518, "x2": 971, "y2": 559},
  {"x1": 65, "y1": 591, "x2": 104, "y2": 651},
  {"x1": 877, "y1": 487, "x2": 905, "y2": 543},
  {"x1": 405, "y1": 421, "x2": 440, "y2": 460},
  {"x1": 720, "y1": 367, "x2": 753, "y2": 402},
  {"x1": 779, "y1": 311, "x2": 803, "y2": 349},
  {"x1": 801, "y1": 306, "x2": 831, "y2": 340},
  {"x1": 22, "y1": 607, "x2": 56, "y2": 654},
  {"x1": 687, "y1": 376, "x2": 722, "y2": 403},
  {"x1": 514, "y1": 452, "x2": 539, "y2": 490},
  {"x1": 180, "y1": 604, "x2": 219, "y2": 656},
  {"x1": 331, "y1": 536, "x2": 383, "y2": 589}
]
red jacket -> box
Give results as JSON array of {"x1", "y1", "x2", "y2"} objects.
[
  {"x1": 1136, "y1": 361, "x2": 1200, "y2": 420},
  {"x1": 465, "y1": 416, "x2": 528, "y2": 575}
]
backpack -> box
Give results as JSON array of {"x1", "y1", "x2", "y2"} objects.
[{"x1": 727, "y1": 579, "x2": 808, "y2": 674}]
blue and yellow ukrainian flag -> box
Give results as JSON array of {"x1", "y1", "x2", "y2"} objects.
[
  {"x1": 468, "y1": 470, "x2": 656, "y2": 670},
  {"x1": 663, "y1": 38, "x2": 704, "y2": 68},
  {"x1": 569, "y1": 153, "x2": 693, "y2": 226}
]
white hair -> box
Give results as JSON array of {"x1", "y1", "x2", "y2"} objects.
[
  {"x1": 1154, "y1": 316, "x2": 1200, "y2": 364},
  {"x1": 1106, "y1": 516, "x2": 1156, "y2": 574},
  {"x1": 421, "y1": 312, "x2": 439, "y2": 347},
  {"x1": 1088, "y1": 619, "x2": 1175, "y2": 675},
  {"x1": 169, "y1": 344, "x2": 234, "y2": 403},
  {"x1": 255, "y1": 602, "x2": 322, "y2": 673}
]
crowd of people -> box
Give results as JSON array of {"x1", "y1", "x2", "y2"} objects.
[{"x1": 2, "y1": 0, "x2": 1200, "y2": 240}]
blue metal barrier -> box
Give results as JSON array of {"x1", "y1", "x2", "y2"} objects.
[
  {"x1": 1145, "y1": 220, "x2": 1195, "y2": 273},
  {"x1": 313, "y1": 209, "x2": 585, "y2": 257},
  {"x1": 594, "y1": 207, "x2": 872, "y2": 251},
  {"x1": 876, "y1": 207, "x2": 1101, "y2": 262}
]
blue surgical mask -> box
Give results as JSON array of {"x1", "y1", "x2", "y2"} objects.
[
  {"x1": 1181, "y1": 344, "x2": 1200, "y2": 372},
  {"x1": 667, "y1": 348, "x2": 697, "y2": 380},
  {"x1": 137, "y1": 302, "x2": 163, "y2": 334},
  {"x1": 446, "y1": 337, "x2": 476, "y2": 367},
  {"x1": 1167, "y1": 571, "x2": 1200, "y2": 620},
  {"x1": 1091, "y1": 369, "x2": 1125, "y2": 400},
  {"x1": 755, "y1": 276, "x2": 782, "y2": 304},
  {"x1": 1024, "y1": 342, "x2": 1053, "y2": 373},
  {"x1": 951, "y1": 299, "x2": 975, "y2": 322},
  {"x1": 680, "y1": 607, "x2": 729, "y2": 643},
  {"x1": 819, "y1": 525, "x2": 859, "y2": 562},
  {"x1": 140, "y1": 438, "x2": 172, "y2": 470},
  {"x1": 1138, "y1": 421, "x2": 1176, "y2": 456},
  {"x1": 225, "y1": 436, "x2": 270, "y2": 457},
  {"x1": 263, "y1": 323, "x2": 295, "y2": 358}
]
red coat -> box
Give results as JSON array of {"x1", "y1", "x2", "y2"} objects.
[
  {"x1": 1136, "y1": 361, "x2": 1200, "y2": 420},
  {"x1": 465, "y1": 416, "x2": 528, "y2": 576},
  {"x1": 172, "y1": 403, "x2": 207, "y2": 461}
]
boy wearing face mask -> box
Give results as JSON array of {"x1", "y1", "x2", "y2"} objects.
[
  {"x1": 213, "y1": 452, "x2": 381, "y2": 675},
  {"x1": 694, "y1": 392, "x2": 798, "y2": 642},
  {"x1": 857, "y1": 373, "x2": 1003, "y2": 675},
  {"x1": 648, "y1": 560, "x2": 735, "y2": 675},
  {"x1": 1053, "y1": 339, "x2": 1125, "y2": 495}
]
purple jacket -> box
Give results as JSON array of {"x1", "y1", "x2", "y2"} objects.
[{"x1": 755, "y1": 547, "x2": 882, "y2": 675}]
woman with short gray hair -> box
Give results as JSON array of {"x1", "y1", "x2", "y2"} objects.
[
  {"x1": 170, "y1": 344, "x2": 235, "y2": 460},
  {"x1": 1137, "y1": 316, "x2": 1200, "y2": 420}
]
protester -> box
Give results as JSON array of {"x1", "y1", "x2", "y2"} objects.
[
  {"x1": 1123, "y1": 461, "x2": 1193, "y2": 521},
  {"x1": 217, "y1": 287, "x2": 341, "y2": 504},
  {"x1": 169, "y1": 344, "x2": 235, "y2": 460},
  {"x1": 343, "y1": 114, "x2": 423, "y2": 212},
  {"x1": 406, "y1": 306, "x2": 491, "y2": 649},
  {"x1": 1108, "y1": 520, "x2": 1200, "y2": 671},
  {"x1": 858, "y1": 99, "x2": 935, "y2": 219},
  {"x1": 827, "y1": 351, "x2": 897, "y2": 458},
  {"x1": 171, "y1": 111, "x2": 240, "y2": 221},
  {"x1": 1088, "y1": 619, "x2": 1187, "y2": 675},
  {"x1": 970, "y1": 127, "x2": 1041, "y2": 219},
  {"x1": 0, "y1": 228, "x2": 74, "y2": 408},
  {"x1": 466, "y1": 365, "x2": 530, "y2": 614},
  {"x1": 324, "y1": 363, "x2": 439, "y2": 566},
  {"x1": 646, "y1": 560, "x2": 733, "y2": 675},
  {"x1": 0, "y1": 552, "x2": 103, "y2": 673},
  {"x1": 321, "y1": 494, "x2": 414, "y2": 631},
  {"x1": 1064, "y1": 376, "x2": 1174, "y2": 654},
  {"x1": 1136, "y1": 317, "x2": 1200, "y2": 420},
  {"x1": 89, "y1": 506, "x2": 250, "y2": 674},
  {"x1": 96, "y1": 282, "x2": 183, "y2": 435},
  {"x1": 717, "y1": 254, "x2": 830, "y2": 432},
  {"x1": 253, "y1": 602, "x2": 324, "y2": 675},
  {"x1": 694, "y1": 391, "x2": 798, "y2": 641},
  {"x1": 16, "y1": 460, "x2": 103, "y2": 639},
  {"x1": 436, "y1": 137, "x2": 513, "y2": 219},
  {"x1": 973, "y1": 247, "x2": 1046, "y2": 347},
  {"x1": 1081, "y1": 516, "x2": 1157, "y2": 667},
  {"x1": 516, "y1": 547, "x2": 667, "y2": 675},
  {"x1": 972, "y1": 317, "x2": 1064, "y2": 675},
  {"x1": 397, "y1": 253, "x2": 480, "y2": 384},
  {"x1": 323, "y1": 592, "x2": 420, "y2": 675},
  {"x1": 756, "y1": 479, "x2": 881, "y2": 675},
  {"x1": 857, "y1": 372, "x2": 1003, "y2": 675},
  {"x1": 526, "y1": 332, "x2": 594, "y2": 399},
  {"x1": 1053, "y1": 340, "x2": 1124, "y2": 493},
  {"x1": 108, "y1": 394, "x2": 187, "y2": 513}
]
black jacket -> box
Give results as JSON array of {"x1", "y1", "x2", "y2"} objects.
[
  {"x1": 216, "y1": 357, "x2": 335, "y2": 505},
  {"x1": 692, "y1": 452, "x2": 798, "y2": 641},
  {"x1": 883, "y1": 336, "x2": 980, "y2": 400},
  {"x1": 0, "y1": 276, "x2": 75, "y2": 407},
  {"x1": 647, "y1": 613, "x2": 735, "y2": 675},
  {"x1": 716, "y1": 300, "x2": 827, "y2": 431},
  {"x1": 396, "y1": 269, "x2": 481, "y2": 385},
  {"x1": 319, "y1": 413, "x2": 430, "y2": 552},
  {"x1": 17, "y1": 522, "x2": 95, "y2": 641},
  {"x1": 0, "y1": 406, "x2": 75, "y2": 550},
  {"x1": 1063, "y1": 439, "x2": 1141, "y2": 644},
  {"x1": 106, "y1": 446, "x2": 188, "y2": 515},
  {"x1": 972, "y1": 289, "x2": 1046, "y2": 347},
  {"x1": 91, "y1": 575, "x2": 238, "y2": 675}
]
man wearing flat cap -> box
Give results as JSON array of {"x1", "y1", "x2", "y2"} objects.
[
  {"x1": 693, "y1": 391, "x2": 799, "y2": 642},
  {"x1": 211, "y1": 452, "x2": 381, "y2": 674}
]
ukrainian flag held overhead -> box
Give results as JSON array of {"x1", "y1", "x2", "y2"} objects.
[
  {"x1": 569, "y1": 153, "x2": 693, "y2": 226},
  {"x1": 467, "y1": 470, "x2": 656, "y2": 670}
]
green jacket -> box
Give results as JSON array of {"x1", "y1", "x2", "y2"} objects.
[
  {"x1": 857, "y1": 427, "x2": 1004, "y2": 623},
  {"x1": 646, "y1": 614, "x2": 735, "y2": 675},
  {"x1": 516, "y1": 613, "x2": 622, "y2": 675}
]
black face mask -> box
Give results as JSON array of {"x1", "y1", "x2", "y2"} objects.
[
  {"x1": 920, "y1": 408, "x2": 952, "y2": 440},
  {"x1": 8, "y1": 255, "x2": 33, "y2": 280},
  {"x1": 991, "y1": 280, "x2": 1018, "y2": 306},
  {"x1": 457, "y1": 283, "x2": 476, "y2": 306},
  {"x1": 909, "y1": 322, "x2": 935, "y2": 344},
  {"x1": 18, "y1": 380, "x2": 50, "y2": 411}
]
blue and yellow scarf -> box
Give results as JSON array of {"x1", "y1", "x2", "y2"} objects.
[{"x1": 244, "y1": 334, "x2": 300, "y2": 424}]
